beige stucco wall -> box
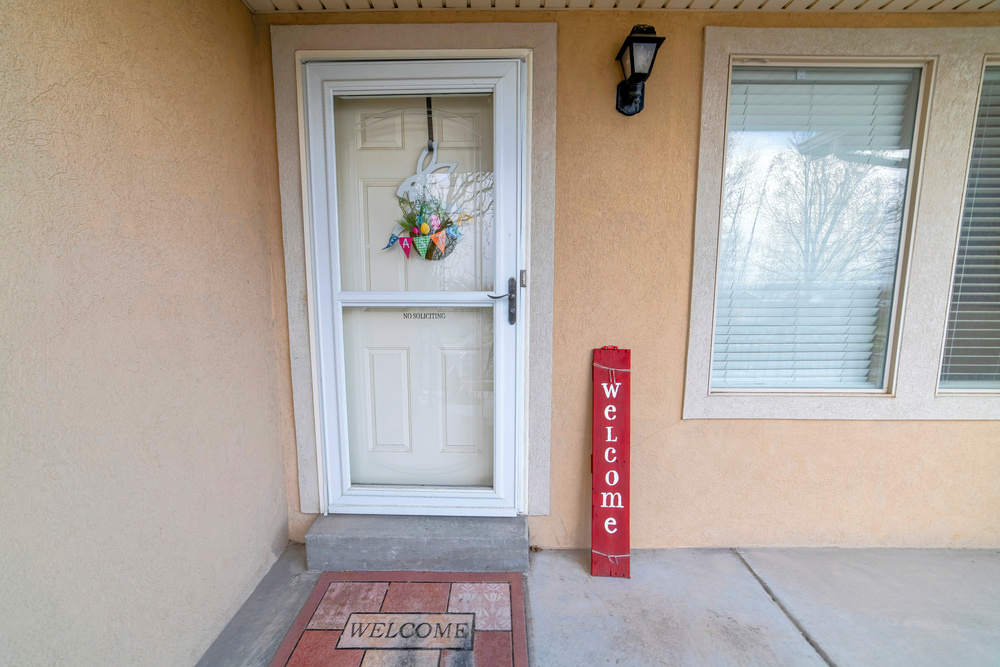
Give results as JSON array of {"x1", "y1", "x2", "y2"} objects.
[
  {"x1": 0, "y1": 1, "x2": 292, "y2": 665},
  {"x1": 262, "y1": 10, "x2": 1000, "y2": 549}
]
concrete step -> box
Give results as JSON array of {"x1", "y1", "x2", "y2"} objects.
[{"x1": 305, "y1": 514, "x2": 529, "y2": 573}]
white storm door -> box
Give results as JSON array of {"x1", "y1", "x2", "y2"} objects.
[{"x1": 303, "y1": 59, "x2": 525, "y2": 516}]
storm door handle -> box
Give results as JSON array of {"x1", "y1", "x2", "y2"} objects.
[{"x1": 487, "y1": 277, "x2": 517, "y2": 325}]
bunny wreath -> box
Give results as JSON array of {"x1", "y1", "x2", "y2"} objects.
[{"x1": 361, "y1": 101, "x2": 486, "y2": 261}]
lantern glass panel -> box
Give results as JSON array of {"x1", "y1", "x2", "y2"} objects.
[
  {"x1": 621, "y1": 47, "x2": 633, "y2": 80},
  {"x1": 633, "y1": 42, "x2": 656, "y2": 75}
]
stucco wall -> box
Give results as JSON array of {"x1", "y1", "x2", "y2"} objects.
[
  {"x1": 0, "y1": 1, "x2": 290, "y2": 665},
  {"x1": 261, "y1": 11, "x2": 1000, "y2": 549}
]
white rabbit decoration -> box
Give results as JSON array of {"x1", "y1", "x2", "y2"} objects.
[{"x1": 396, "y1": 141, "x2": 461, "y2": 214}]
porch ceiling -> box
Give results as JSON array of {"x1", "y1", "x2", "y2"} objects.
[{"x1": 242, "y1": 0, "x2": 995, "y2": 12}]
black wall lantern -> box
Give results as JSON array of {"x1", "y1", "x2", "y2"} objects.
[{"x1": 615, "y1": 25, "x2": 666, "y2": 117}]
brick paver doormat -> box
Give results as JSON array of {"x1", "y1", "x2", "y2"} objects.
[{"x1": 269, "y1": 571, "x2": 528, "y2": 667}]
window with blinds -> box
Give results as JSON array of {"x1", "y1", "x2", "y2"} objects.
[
  {"x1": 712, "y1": 66, "x2": 921, "y2": 391},
  {"x1": 940, "y1": 67, "x2": 1000, "y2": 391}
]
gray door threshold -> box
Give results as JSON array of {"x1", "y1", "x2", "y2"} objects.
[{"x1": 305, "y1": 514, "x2": 530, "y2": 573}]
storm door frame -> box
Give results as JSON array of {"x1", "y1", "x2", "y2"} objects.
[{"x1": 301, "y1": 57, "x2": 529, "y2": 516}]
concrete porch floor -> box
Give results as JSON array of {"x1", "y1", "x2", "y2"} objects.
[{"x1": 198, "y1": 545, "x2": 1000, "y2": 666}]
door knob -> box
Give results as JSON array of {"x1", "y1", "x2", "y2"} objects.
[{"x1": 487, "y1": 277, "x2": 517, "y2": 325}]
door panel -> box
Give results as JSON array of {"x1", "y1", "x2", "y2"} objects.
[
  {"x1": 343, "y1": 306, "x2": 494, "y2": 487},
  {"x1": 335, "y1": 95, "x2": 498, "y2": 489},
  {"x1": 335, "y1": 96, "x2": 495, "y2": 293},
  {"x1": 368, "y1": 348, "x2": 410, "y2": 452}
]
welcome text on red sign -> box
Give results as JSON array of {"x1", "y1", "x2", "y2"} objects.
[{"x1": 591, "y1": 347, "x2": 630, "y2": 578}]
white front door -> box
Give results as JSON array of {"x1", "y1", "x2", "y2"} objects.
[{"x1": 303, "y1": 59, "x2": 525, "y2": 516}]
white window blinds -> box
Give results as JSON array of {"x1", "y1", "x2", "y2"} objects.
[
  {"x1": 940, "y1": 67, "x2": 1000, "y2": 391},
  {"x1": 712, "y1": 66, "x2": 921, "y2": 391}
]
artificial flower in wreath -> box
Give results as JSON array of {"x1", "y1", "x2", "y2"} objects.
[{"x1": 382, "y1": 190, "x2": 470, "y2": 260}]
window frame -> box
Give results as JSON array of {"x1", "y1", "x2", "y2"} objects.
[
  {"x1": 936, "y1": 57, "x2": 1000, "y2": 396},
  {"x1": 710, "y1": 59, "x2": 928, "y2": 396},
  {"x1": 684, "y1": 27, "x2": 1000, "y2": 420}
]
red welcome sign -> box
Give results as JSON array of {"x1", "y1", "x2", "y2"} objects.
[{"x1": 592, "y1": 347, "x2": 630, "y2": 578}]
